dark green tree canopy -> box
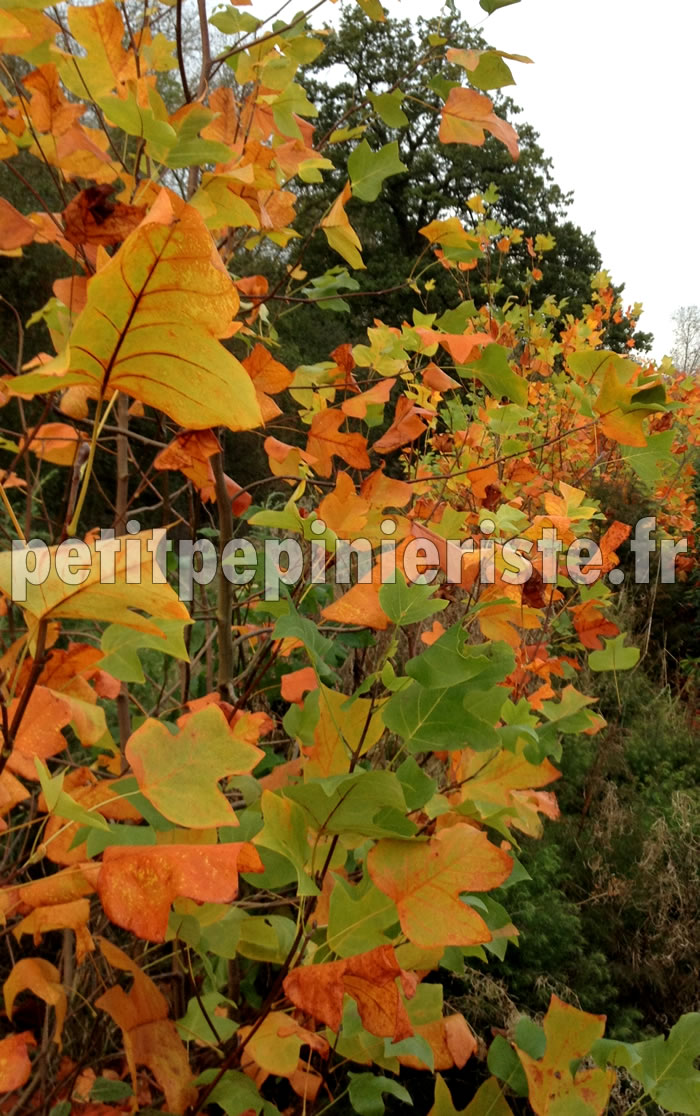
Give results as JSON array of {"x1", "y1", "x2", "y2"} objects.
[{"x1": 267, "y1": 6, "x2": 651, "y2": 360}]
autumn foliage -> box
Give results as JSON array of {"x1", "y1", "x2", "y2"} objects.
[{"x1": 0, "y1": 0, "x2": 698, "y2": 1113}]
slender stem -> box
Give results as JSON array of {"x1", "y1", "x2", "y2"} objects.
[
  {"x1": 212, "y1": 446, "x2": 235, "y2": 702},
  {"x1": 114, "y1": 394, "x2": 131, "y2": 753},
  {"x1": 175, "y1": 0, "x2": 192, "y2": 101},
  {"x1": 0, "y1": 479, "x2": 25, "y2": 542},
  {"x1": 66, "y1": 392, "x2": 119, "y2": 536}
]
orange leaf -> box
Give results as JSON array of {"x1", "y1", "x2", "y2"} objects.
[
  {"x1": 317, "y1": 471, "x2": 370, "y2": 537},
  {"x1": 28, "y1": 422, "x2": 84, "y2": 466},
  {"x1": 367, "y1": 824, "x2": 513, "y2": 947},
  {"x1": 4, "y1": 862, "x2": 100, "y2": 918},
  {"x1": 4, "y1": 957, "x2": 67, "y2": 1046},
  {"x1": 306, "y1": 408, "x2": 370, "y2": 477},
  {"x1": 265, "y1": 434, "x2": 317, "y2": 479},
  {"x1": 587, "y1": 520, "x2": 631, "y2": 575},
  {"x1": 23, "y1": 63, "x2": 84, "y2": 136},
  {"x1": 322, "y1": 580, "x2": 391, "y2": 630},
  {"x1": 450, "y1": 742, "x2": 560, "y2": 837},
  {"x1": 13, "y1": 898, "x2": 94, "y2": 963},
  {"x1": 201, "y1": 86, "x2": 239, "y2": 146},
  {"x1": 439, "y1": 87, "x2": 519, "y2": 159},
  {"x1": 436, "y1": 331, "x2": 492, "y2": 365},
  {"x1": 410, "y1": 522, "x2": 481, "y2": 591},
  {"x1": 0, "y1": 1031, "x2": 36, "y2": 1092},
  {"x1": 95, "y1": 938, "x2": 197, "y2": 1115},
  {"x1": 421, "y1": 620, "x2": 446, "y2": 646},
  {"x1": 422, "y1": 362, "x2": 460, "y2": 392},
  {"x1": 373, "y1": 396, "x2": 428, "y2": 454},
  {"x1": 243, "y1": 343, "x2": 293, "y2": 423},
  {"x1": 7, "y1": 685, "x2": 72, "y2": 779},
  {"x1": 155, "y1": 428, "x2": 222, "y2": 491},
  {"x1": 399, "y1": 1012, "x2": 476, "y2": 1071},
  {"x1": 360, "y1": 468, "x2": 413, "y2": 510},
  {"x1": 281, "y1": 666, "x2": 318, "y2": 705},
  {"x1": 153, "y1": 428, "x2": 250, "y2": 512},
  {"x1": 476, "y1": 586, "x2": 542, "y2": 647},
  {"x1": 284, "y1": 945, "x2": 417, "y2": 1041},
  {"x1": 0, "y1": 198, "x2": 36, "y2": 251},
  {"x1": 0, "y1": 770, "x2": 30, "y2": 823},
  {"x1": 32, "y1": 641, "x2": 120, "y2": 702},
  {"x1": 97, "y1": 843, "x2": 264, "y2": 940},
  {"x1": 341, "y1": 377, "x2": 395, "y2": 419},
  {"x1": 569, "y1": 599, "x2": 619, "y2": 651}
]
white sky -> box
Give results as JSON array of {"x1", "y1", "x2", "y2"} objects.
[{"x1": 252, "y1": 0, "x2": 700, "y2": 358}]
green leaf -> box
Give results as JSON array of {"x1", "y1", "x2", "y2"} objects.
[
  {"x1": 86, "y1": 823, "x2": 157, "y2": 858},
  {"x1": 197, "y1": 907, "x2": 246, "y2": 959},
  {"x1": 383, "y1": 683, "x2": 500, "y2": 752},
  {"x1": 163, "y1": 105, "x2": 233, "y2": 168},
  {"x1": 97, "y1": 90, "x2": 176, "y2": 148},
  {"x1": 89, "y1": 1079, "x2": 133, "y2": 1103},
  {"x1": 458, "y1": 344, "x2": 528, "y2": 406},
  {"x1": 177, "y1": 993, "x2": 237, "y2": 1045},
  {"x1": 405, "y1": 626, "x2": 514, "y2": 689},
  {"x1": 254, "y1": 790, "x2": 318, "y2": 895},
  {"x1": 209, "y1": 7, "x2": 261, "y2": 34},
  {"x1": 236, "y1": 913, "x2": 297, "y2": 964},
  {"x1": 379, "y1": 571, "x2": 448, "y2": 626},
  {"x1": 348, "y1": 140, "x2": 408, "y2": 202},
  {"x1": 99, "y1": 619, "x2": 189, "y2": 683},
  {"x1": 467, "y1": 53, "x2": 517, "y2": 91},
  {"x1": 592, "y1": 1013, "x2": 700, "y2": 1115},
  {"x1": 479, "y1": 0, "x2": 521, "y2": 12},
  {"x1": 267, "y1": 83, "x2": 318, "y2": 139},
  {"x1": 487, "y1": 1035, "x2": 528, "y2": 1096},
  {"x1": 34, "y1": 758, "x2": 110, "y2": 831},
  {"x1": 327, "y1": 874, "x2": 396, "y2": 956},
  {"x1": 396, "y1": 757, "x2": 436, "y2": 810},
  {"x1": 348, "y1": 1072, "x2": 412, "y2": 1115},
  {"x1": 285, "y1": 770, "x2": 413, "y2": 838},
  {"x1": 621, "y1": 430, "x2": 675, "y2": 487},
  {"x1": 588, "y1": 634, "x2": 640, "y2": 672},
  {"x1": 195, "y1": 1069, "x2": 273, "y2": 1116},
  {"x1": 273, "y1": 603, "x2": 338, "y2": 679},
  {"x1": 514, "y1": 1016, "x2": 546, "y2": 1059},
  {"x1": 368, "y1": 90, "x2": 408, "y2": 128}
]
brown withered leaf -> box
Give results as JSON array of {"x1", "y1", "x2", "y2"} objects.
[{"x1": 62, "y1": 185, "x2": 145, "y2": 247}]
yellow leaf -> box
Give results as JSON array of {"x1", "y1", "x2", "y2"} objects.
[
  {"x1": 0, "y1": 529, "x2": 190, "y2": 640},
  {"x1": 10, "y1": 190, "x2": 262, "y2": 432},
  {"x1": 321, "y1": 182, "x2": 365, "y2": 269}
]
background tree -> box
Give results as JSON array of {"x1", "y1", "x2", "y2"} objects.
[
  {"x1": 263, "y1": 6, "x2": 651, "y2": 365},
  {"x1": 672, "y1": 304, "x2": 700, "y2": 373}
]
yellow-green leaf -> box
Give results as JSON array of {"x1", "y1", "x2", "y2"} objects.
[{"x1": 125, "y1": 705, "x2": 264, "y2": 828}]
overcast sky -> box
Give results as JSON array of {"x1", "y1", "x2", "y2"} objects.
[{"x1": 252, "y1": 0, "x2": 699, "y2": 358}]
